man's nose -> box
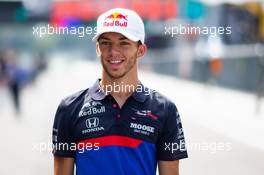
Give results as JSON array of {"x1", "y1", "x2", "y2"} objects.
[{"x1": 109, "y1": 44, "x2": 121, "y2": 56}]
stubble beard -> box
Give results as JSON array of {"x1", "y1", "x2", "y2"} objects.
[{"x1": 101, "y1": 54, "x2": 137, "y2": 79}]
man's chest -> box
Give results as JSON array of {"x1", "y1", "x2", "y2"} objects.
[{"x1": 71, "y1": 99, "x2": 165, "y2": 144}]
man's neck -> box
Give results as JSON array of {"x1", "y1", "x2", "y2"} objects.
[{"x1": 100, "y1": 74, "x2": 139, "y2": 107}]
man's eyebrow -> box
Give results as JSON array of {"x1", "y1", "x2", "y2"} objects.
[{"x1": 119, "y1": 37, "x2": 129, "y2": 40}]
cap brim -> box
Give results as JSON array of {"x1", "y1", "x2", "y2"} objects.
[{"x1": 92, "y1": 30, "x2": 140, "y2": 43}]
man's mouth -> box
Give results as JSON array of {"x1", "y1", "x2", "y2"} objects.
[
  {"x1": 108, "y1": 59, "x2": 124, "y2": 69},
  {"x1": 109, "y1": 60, "x2": 124, "y2": 64}
]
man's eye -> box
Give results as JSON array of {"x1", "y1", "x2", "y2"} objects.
[
  {"x1": 100, "y1": 41, "x2": 111, "y2": 45},
  {"x1": 120, "y1": 42, "x2": 130, "y2": 46}
]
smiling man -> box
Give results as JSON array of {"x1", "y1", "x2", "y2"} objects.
[{"x1": 52, "y1": 8, "x2": 188, "y2": 175}]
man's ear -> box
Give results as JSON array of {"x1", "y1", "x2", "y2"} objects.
[
  {"x1": 137, "y1": 44, "x2": 147, "y2": 58},
  {"x1": 96, "y1": 42, "x2": 101, "y2": 57}
]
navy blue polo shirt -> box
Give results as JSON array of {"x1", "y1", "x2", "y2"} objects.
[{"x1": 52, "y1": 79, "x2": 188, "y2": 175}]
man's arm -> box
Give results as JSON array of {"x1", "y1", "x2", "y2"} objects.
[
  {"x1": 54, "y1": 156, "x2": 74, "y2": 175},
  {"x1": 158, "y1": 160, "x2": 179, "y2": 175}
]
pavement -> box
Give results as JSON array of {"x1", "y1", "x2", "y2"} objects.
[{"x1": 0, "y1": 56, "x2": 263, "y2": 175}]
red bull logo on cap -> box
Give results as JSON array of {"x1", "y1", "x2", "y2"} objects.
[{"x1": 104, "y1": 11, "x2": 128, "y2": 27}]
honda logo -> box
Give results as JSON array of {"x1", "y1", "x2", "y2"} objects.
[{"x1": 86, "y1": 117, "x2": 99, "y2": 128}]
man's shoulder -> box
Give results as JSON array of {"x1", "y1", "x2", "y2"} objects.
[
  {"x1": 59, "y1": 88, "x2": 88, "y2": 108},
  {"x1": 146, "y1": 87, "x2": 175, "y2": 107}
]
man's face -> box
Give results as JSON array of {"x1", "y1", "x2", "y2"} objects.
[{"x1": 96, "y1": 32, "x2": 144, "y2": 79}]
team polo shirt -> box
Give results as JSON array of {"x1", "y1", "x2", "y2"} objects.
[{"x1": 52, "y1": 79, "x2": 188, "y2": 175}]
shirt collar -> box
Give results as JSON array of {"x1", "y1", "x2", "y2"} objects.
[
  {"x1": 88, "y1": 79, "x2": 149, "y2": 103},
  {"x1": 88, "y1": 79, "x2": 107, "y2": 100},
  {"x1": 131, "y1": 82, "x2": 149, "y2": 103}
]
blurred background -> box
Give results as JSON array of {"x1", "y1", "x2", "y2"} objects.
[{"x1": 0, "y1": 0, "x2": 264, "y2": 174}]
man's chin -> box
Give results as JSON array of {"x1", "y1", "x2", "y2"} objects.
[
  {"x1": 108, "y1": 73, "x2": 126, "y2": 79},
  {"x1": 104, "y1": 69, "x2": 125, "y2": 79}
]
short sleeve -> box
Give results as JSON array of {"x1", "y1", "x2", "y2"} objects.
[
  {"x1": 52, "y1": 100, "x2": 76, "y2": 157},
  {"x1": 157, "y1": 102, "x2": 188, "y2": 160}
]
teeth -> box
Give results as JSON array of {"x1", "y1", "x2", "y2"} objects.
[{"x1": 110, "y1": 60, "x2": 122, "y2": 64}]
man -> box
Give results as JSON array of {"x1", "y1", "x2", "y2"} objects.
[
  {"x1": 52, "y1": 8, "x2": 188, "y2": 175},
  {"x1": 0, "y1": 51, "x2": 5, "y2": 83},
  {"x1": 2, "y1": 49, "x2": 22, "y2": 114}
]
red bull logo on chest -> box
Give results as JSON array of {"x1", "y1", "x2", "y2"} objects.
[{"x1": 104, "y1": 11, "x2": 128, "y2": 27}]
